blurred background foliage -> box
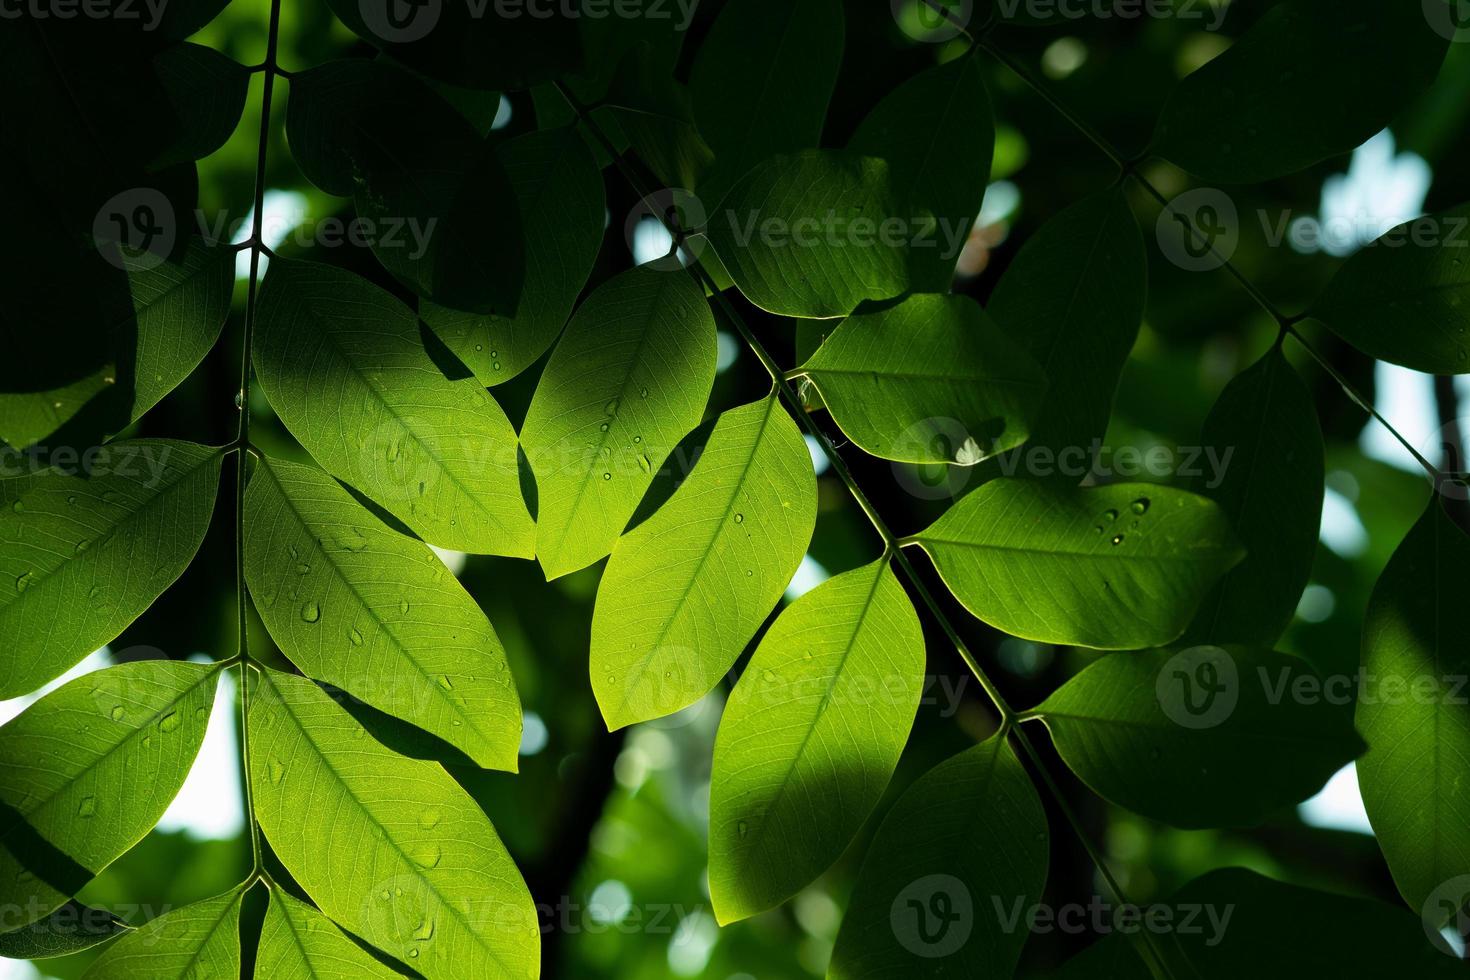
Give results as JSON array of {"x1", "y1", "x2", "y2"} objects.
[{"x1": 5, "y1": 0, "x2": 1470, "y2": 976}]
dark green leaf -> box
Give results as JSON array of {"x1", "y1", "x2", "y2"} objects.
[
  {"x1": 709, "y1": 559, "x2": 924, "y2": 923},
  {"x1": 912, "y1": 480, "x2": 1243, "y2": 649},
  {"x1": 244, "y1": 455, "x2": 523, "y2": 771},
  {"x1": 1183, "y1": 348, "x2": 1323, "y2": 646},
  {"x1": 848, "y1": 53, "x2": 993, "y2": 291},
  {"x1": 253, "y1": 258, "x2": 534, "y2": 557},
  {"x1": 1310, "y1": 203, "x2": 1470, "y2": 374},
  {"x1": 1356, "y1": 495, "x2": 1470, "y2": 910},
  {"x1": 701, "y1": 150, "x2": 911, "y2": 319},
  {"x1": 591, "y1": 397, "x2": 817, "y2": 729},
  {"x1": 250, "y1": 668, "x2": 538, "y2": 978},
  {"x1": 689, "y1": 0, "x2": 843, "y2": 206},
  {"x1": 0, "y1": 900, "x2": 131, "y2": 959},
  {"x1": 521, "y1": 266, "x2": 717, "y2": 579},
  {"x1": 83, "y1": 888, "x2": 242, "y2": 979},
  {"x1": 798, "y1": 293, "x2": 1045, "y2": 465},
  {"x1": 829, "y1": 734, "x2": 1048, "y2": 978},
  {"x1": 149, "y1": 43, "x2": 249, "y2": 169},
  {"x1": 1152, "y1": 0, "x2": 1449, "y2": 183},
  {"x1": 0, "y1": 661, "x2": 219, "y2": 927},
  {"x1": 1034, "y1": 645, "x2": 1363, "y2": 828},
  {"x1": 0, "y1": 440, "x2": 223, "y2": 697},
  {"x1": 596, "y1": 41, "x2": 714, "y2": 190}
]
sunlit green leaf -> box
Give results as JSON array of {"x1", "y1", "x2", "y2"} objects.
[
  {"x1": 522, "y1": 266, "x2": 717, "y2": 580},
  {"x1": 0, "y1": 661, "x2": 219, "y2": 928},
  {"x1": 1356, "y1": 495, "x2": 1470, "y2": 910},
  {"x1": 849, "y1": 53, "x2": 993, "y2": 291},
  {"x1": 912, "y1": 480, "x2": 1244, "y2": 649},
  {"x1": 253, "y1": 257, "x2": 534, "y2": 557},
  {"x1": 701, "y1": 150, "x2": 911, "y2": 319},
  {"x1": 798, "y1": 293, "x2": 1044, "y2": 465},
  {"x1": 244, "y1": 455, "x2": 522, "y2": 771},
  {"x1": 256, "y1": 889, "x2": 401, "y2": 979},
  {"x1": 1310, "y1": 203, "x2": 1470, "y2": 375},
  {"x1": 83, "y1": 888, "x2": 242, "y2": 979},
  {"x1": 689, "y1": 0, "x2": 843, "y2": 206},
  {"x1": 986, "y1": 190, "x2": 1146, "y2": 473},
  {"x1": 1182, "y1": 348, "x2": 1323, "y2": 646},
  {"x1": 0, "y1": 440, "x2": 223, "y2": 697},
  {"x1": 1034, "y1": 645, "x2": 1362, "y2": 828},
  {"x1": 250, "y1": 668, "x2": 538, "y2": 979},
  {"x1": 709, "y1": 559, "x2": 924, "y2": 923},
  {"x1": 591, "y1": 397, "x2": 816, "y2": 729},
  {"x1": 830, "y1": 734, "x2": 1048, "y2": 978},
  {"x1": 421, "y1": 126, "x2": 606, "y2": 386},
  {"x1": 1152, "y1": 0, "x2": 1449, "y2": 183}
]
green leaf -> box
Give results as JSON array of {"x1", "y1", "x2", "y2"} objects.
[
  {"x1": 798, "y1": 293, "x2": 1045, "y2": 465},
  {"x1": 522, "y1": 266, "x2": 717, "y2": 579},
  {"x1": 848, "y1": 53, "x2": 993, "y2": 291},
  {"x1": 986, "y1": 190, "x2": 1146, "y2": 473},
  {"x1": 591, "y1": 396, "x2": 817, "y2": 729},
  {"x1": 1045, "y1": 867, "x2": 1464, "y2": 978},
  {"x1": 83, "y1": 888, "x2": 242, "y2": 979},
  {"x1": 911, "y1": 480, "x2": 1244, "y2": 649},
  {"x1": 256, "y1": 890, "x2": 402, "y2": 979},
  {"x1": 0, "y1": 440, "x2": 223, "y2": 697},
  {"x1": 285, "y1": 59, "x2": 522, "y2": 314},
  {"x1": 709, "y1": 559, "x2": 924, "y2": 924},
  {"x1": 1356, "y1": 495, "x2": 1470, "y2": 910},
  {"x1": 829, "y1": 734, "x2": 1048, "y2": 978},
  {"x1": 0, "y1": 661, "x2": 219, "y2": 928},
  {"x1": 689, "y1": 0, "x2": 843, "y2": 207},
  {"x1": 253, "y1": 257, "x2": 534, "y2": 557},
  {"x1": 1309, "y1": 203, "x2": 1470, "y2": 374},
  {"x1": 701, "y1": 150, "x2": 911, "y2": 319},
  {"x1": 0, "y1": 900, "x2": 130, "y2": 959},
  {"x1": 244, "y1": 455, "x2": 522, "y2": 771},
  {"x1": 1033, "y1": 645, "x2": 1362, "y2": 828},
  {"x1": 250, "y1": 668, "x2": 538, "y2": 979},
  {"x1": 421, "y1": 126, "x2": 606, "y2": 386},
  {"x1": 1182, "y1": 349, "x2": 1323, "y2": 646},
  {"x1": 597, "y1": 42, "x2": 714, "y2": 191},
  {"x1": 1151, "y1": 0, "x2": 1449, "y2": 183},
  {"x1": 149, "y1": 43, "x2": 249, "y2": 169}
]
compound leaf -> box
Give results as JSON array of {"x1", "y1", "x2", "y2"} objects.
[
  {"x1": 1034, "y1": 646, "x2": 1362, "y2": 828},
  {"x1": 244, "y1": 455, "x2": 522, "y2": 771},
  {"x1": 1310, "y1": 202, "x2": 1470, "y2": 375},
  {"x1": 591, "y1": 396, "x2": 816, "y2": 729},
  {"x1": 912, "y1": 480, "x2": 1244, "y2": 649},
  {"x1": 798, "y1": 293, "x2": 1044, "y2": 465},
  {"x1": 1152, "y1": 0, "x2": 1449, "y2": 183},
  {"x1": 1356, "y1": 495, "x2": 1470, "y2": 910},
  {"x1": 829, "y1": 734, "x2": 1048, "y2": 978},
  {"x1": 0, "y1": 440, "x2": 222, "y2": 697},
  {"x1": 253, "y1": 257, "x2": 534, "y2": 557},
  {"x1": 702, "y1": 150, "x2": 911, "y2": 319},
  {"x1": 521, "y1": 266, "x2": 717, "y2": 580},
  {"x1": 83, "y1": 888, "x2": 242, "y2": 980},
  {"x1": 250, "y1": 669, "x2": 538, "y2": 979},
  {"x1": 0, "y1": 661, "x2": 219, "y2": 929},
  {"x1": 709, "y1": 559, "x2": 924, "y2": 924}
]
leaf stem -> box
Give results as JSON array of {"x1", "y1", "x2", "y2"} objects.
[{"x1": 234, "y1": 0, "x2": 283, "y2": 881}]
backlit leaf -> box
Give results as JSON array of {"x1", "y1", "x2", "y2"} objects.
[
  {"x1": 83, "y1": 888, "x2": 242, "y2": 979},
  {"x1": 0, "y1": 900, "x2": 130, "y2": 959},
  {"x1": 255, "y1": 890, "x2": 402, "y2": 979}
]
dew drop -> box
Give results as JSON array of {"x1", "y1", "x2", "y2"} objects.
[
  {"x1": 602, "y1": 472, "x2": 611, "y2": 481},
  {"x1": 269, "y1": 758, "x2": 286, "y2": 784},
  {"x1": 632, "y1": 435, "x2": 642, "y2": 444},
  {"x1": 348, "y1": 628, "x2": 364, "y2": 647},
  {"x1": 1130, "y1": 498, "x2": 1150, "y2": 515},
  {"x1": 110, "y1": 705, "x2": 125, "y2": 721},
  {"x1": 399, "y1": 599, "x2": 411, "y2": 615},
  {"x1": 14, "y1": 571, "x2": 34, "y2": 593},
  {"x1": 1092, "y1": 526, "x2": 1103, "y2": 535},
  {"x1": 599, "y1": 422, "x2": 609, "y2": 432},
  {"x1": 77, "y1": 796, "x2": 96, "y2": 818},
  {"x1": 636, "y1": 453, "x2": 651, "y2": 473},
  {"x1": 604, "y1": 399, "x2": 619, "y2": 416},
  {"x1": 639, "y1": 387, "x2": 649, "y2": 399},
  {"x1": 74, "y1": 539, "x2": 90, "y2": 555},
  {"x1": 301, "y1": 601, "x2": 321, "y2": 623},
  {"x1": 1111, "y1": 534, "x2": 1124, "y2": 546},
  {"x1": 733, "y1": 513, "x2": 744, "y2": 524},
  {"x1": 1103, "y1": 509, "x2": 1118, "y2": 522},
  {"x1": 407, "y1": 948, "x2": 421, "y2": 959},
  {"x1": 412, "y1": 843, "x2": 441, "y2": 868},
  {"x1": 762, "y1": 669, "x2": 777, "y2": 683},
  {"x1": 737, "y1": 821, "x2": 748, "y2": 839},
  {"x1": 10, "y1": 501, "x2": 22, "y2": 514},
  {"x1": 490, "y1": 350, "x2": 498, "y2": 358},
  {"x1": 295, "y1": 562, "x2": 310, "y2": 575},
  {"x1": 66, "y1": 495, "x2": 77, "y2": 505},
  {"x1": 437, "y1": 674, "x2": 454, "y2": 691},
  {"x1": 413, "y1": 919, "x2": 435, "y2": 941},
  {"x1": 492, "y1": 361, "x2": 501, "y2": 371},
  {"x1": 419, "y1": 808, "x2": 442, "y2": 830},
  {"x1": 158, "y1": 710, "x2": 181, "y2": 733}
]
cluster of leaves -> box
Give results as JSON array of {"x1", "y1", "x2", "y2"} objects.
[{"x1": 2, "y1": 0, "x2": 1470, "y2": 976}]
